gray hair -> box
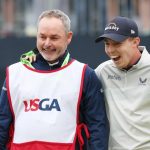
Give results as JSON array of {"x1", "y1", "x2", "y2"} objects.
[{"x1": 38, "y1": 9, "x2": 71, "y2": 33}]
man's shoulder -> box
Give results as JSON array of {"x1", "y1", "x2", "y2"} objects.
[
  {"x1": 73, "y1": 59, "x2": 97, "y2": 80},
  {"x1": 95, "y1": 60, "x2": 112, "y2": 72},
  {"x1": 8, "y1": 62, "x2": 22, "y2": 68},
  {"x1": 84, "y1": 65, "x2": 99, "y2": 83}
]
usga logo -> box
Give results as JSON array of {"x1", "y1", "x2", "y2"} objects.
[{"x1": 23, "y1": 98, "x2": 61, "y2": 112}]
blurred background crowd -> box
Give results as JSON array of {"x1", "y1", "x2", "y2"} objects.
[
  {"x1": 0, "y1": 0, "x2": 150, "y2": 37},
  {"x1": 0, "y1": 0, "x2": 150, "y2": 88}
]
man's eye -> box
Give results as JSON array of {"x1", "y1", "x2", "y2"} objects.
[
  {"x1": 51, "y1": 37, "x2": 58, "y2": 40},
  {"x1": 41, "y1": 36, "x2": 46, "y2": 39}
]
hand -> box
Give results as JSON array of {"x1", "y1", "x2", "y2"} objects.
[
  {"x1": 21, "y1": 54, "x2": 36, "y2": 63},
  {"x1": 20, "y1": 50, "x2": 36, "y2": 68}
]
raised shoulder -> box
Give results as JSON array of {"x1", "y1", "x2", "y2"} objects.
[{"x1": 95, "y1": 60, "x2": 112, "y2": 78}]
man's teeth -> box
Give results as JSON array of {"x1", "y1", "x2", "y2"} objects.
[{"x1": 111, "y1": 56, "x2": 118, "y2": 59}]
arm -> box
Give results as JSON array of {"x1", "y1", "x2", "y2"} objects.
[
  {"x1": 81, "y1": 66, "x2": 109, "y2": 150},
  {"x1": 0, "y1": 80, "x2": 13, "y2": 150}
]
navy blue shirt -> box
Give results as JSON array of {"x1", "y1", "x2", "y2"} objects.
[{"x1": 0, "y1": 51, "x2": 109, "y2": 150}]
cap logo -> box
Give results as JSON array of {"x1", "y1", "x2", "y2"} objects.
[
  {"x1": 131, "y1": 29, "x2": 135, "y2": 34},
  {"x1": 105, "y1": 23, "x2": 119, "y2": 31}
]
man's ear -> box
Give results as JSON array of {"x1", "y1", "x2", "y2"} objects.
[
  {"x1": 133, "y1": 37, "x2": 140, "y2": 47},
  {"x1": 67, "y1": 31, "x2": 73, "y2": 45}
]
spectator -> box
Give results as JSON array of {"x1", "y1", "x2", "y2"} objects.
[{"x1": 1, "y1": 0, "x2": 15, "y2": 36}]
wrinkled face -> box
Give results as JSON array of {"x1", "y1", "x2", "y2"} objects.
[
  {"x1": 104, "y1": 37, "x2": 140, "y2": 69},
  {"x1": 36, "y1": 17, "x2": 72, "y2": 63}
]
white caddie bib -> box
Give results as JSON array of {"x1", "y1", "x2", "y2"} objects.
[{"x1": 7, "y1": 60, "x2": 86, "y2": 150}]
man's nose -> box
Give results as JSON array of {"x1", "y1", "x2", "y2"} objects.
[{"x1": 44, "y1": 38, "x2": 52, "y2": 47}]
